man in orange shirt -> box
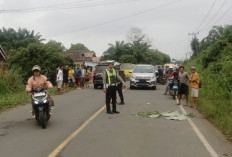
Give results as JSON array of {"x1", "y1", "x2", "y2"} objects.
[{"x1": 189, "y1": 66, "x2": 200, "y2": 109}]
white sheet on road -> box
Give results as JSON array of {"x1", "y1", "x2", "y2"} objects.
[{"x1": 133, "y1": 111, "x2": 194, "y2": 121}]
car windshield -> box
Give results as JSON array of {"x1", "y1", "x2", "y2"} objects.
[
  {"x1": 95, "y1": 65, "x2": 108, "y2": 73},
  {"x1": 121, "y1": 64, "x2": 133, "y2": 70},
  {"x1": 133, "y1": 66, "x2": 154, "y2": 73}
]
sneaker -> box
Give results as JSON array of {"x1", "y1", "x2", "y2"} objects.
[{"x1": 32, "y1": 114, "x2": 36, "y2": 119}]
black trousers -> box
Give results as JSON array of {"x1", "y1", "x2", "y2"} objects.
[
  {"x1": 106, "y1": 86, "x2": 117, "y2": 112},
  {"x1": 117, "y1": 83, "x2": 124, "y2": 103}
]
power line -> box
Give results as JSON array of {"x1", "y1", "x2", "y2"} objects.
[
  {"x1": 48, "y1": 0, "x2": 183, "y2": 38},
  {"x1": 194, "y1": 0, "x2": 217, "y2": 32},
  {"x1": 199, "y1": 1, "x2": 232, "y2": 32},
  {"x1": 6, "y1": 0, "x2": 92, "y2": 11},
  {"x1": 198, "y1": 0, "x2": 228, "y2": 32},
  {"x1": 1, "y1": 0, "x2": 141, "y2": 13}
]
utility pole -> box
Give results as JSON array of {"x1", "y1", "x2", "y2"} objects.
[{"x1": 188, "y1": 32, "x2": 199, "y2": 56}]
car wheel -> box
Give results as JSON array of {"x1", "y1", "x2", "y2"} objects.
[
  {"x1": 94, "y1": 85, "x2": 98, "y2": 89},
  {"x1": 152, "y1": 86, "x2": 156, "y2": 90},
  {"x1": 130, "y1": 86, "x2": 134, "y2": 89}
]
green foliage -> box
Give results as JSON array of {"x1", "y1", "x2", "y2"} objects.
[
  {"x1": 8, "y1": 43, "x2": 74, "y2": 84},
  {"x1": 185, "y1": 24, "x2": 232, "y2": 138},
  {"x1": 119, "y1": 54, "x2": 136, "y2": 63},
  {"x1": 69, "y1": 43, "x2": 90, "y2": 51},
  {"x1": 190, "y1": 37, "x2": 199, "y2": 55},
  {"x1": 145, "y1": 50, "x2": 171, "y2": 65},
  {"x1": 0, "y1": 27, "x2": 43, "y2": 52},
  {"x1": 102, "y1": 27, "x2": 170, "y2": 65},
  {"x1": 45, "y1": 40, "x2": 66, "y2": 52},
  {"x1": 0, "y1": 70, "x2": 24, "y2": 94}
]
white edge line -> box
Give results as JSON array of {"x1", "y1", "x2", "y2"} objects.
[{"x1": 178, "y1": 104, "x2": 219, "y2": 157}]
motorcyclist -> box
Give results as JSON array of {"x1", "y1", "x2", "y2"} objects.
[
  {"x1": 158, "y1": 66, "x2": 163, "y2": 77},
  {"x1": 168, "y1": 68, "x2": 179, "y2": 89},
  {"x1": 26, "y1": 65, "x2": 54, "y2": 118},
  {"x1": 164, "y1": 66, "x2": 174, "y2": 95}
]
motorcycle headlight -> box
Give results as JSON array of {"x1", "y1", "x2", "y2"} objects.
[
  {"x1": 43, "y1": 99, "x2": 48, "y2": 103},
  {"x1": 34, "y1": 101, "x2": 39, "y2": 104}
]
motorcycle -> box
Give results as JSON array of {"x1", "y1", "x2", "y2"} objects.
[
  {"x1": 157, "y1": 75, "x2": 167, "y2": 85},
  {"x1": 31, "y1": 87, "x2": 50, "y2": 129},
  {"x1": 168, "y1": 79, "x2": 179, "y2": 100}
]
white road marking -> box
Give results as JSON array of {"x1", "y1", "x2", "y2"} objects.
[{"x1": 178, "y1": 103, "x2": 219, "y2": 157}]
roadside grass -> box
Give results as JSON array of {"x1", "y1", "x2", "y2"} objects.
[
  {"x1": 0, "y1": 92, "x2": 30, "y2": 111},
  {"x1": 185, "y1": 58, "x2": 232, "y2": 139},
  {"x1": 0, "y1": 86, "x2": 77, "y2": 112}
]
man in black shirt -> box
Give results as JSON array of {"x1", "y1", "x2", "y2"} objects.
[{"x1": 63, "y1": 65, "x2": 69, "y2": 92}]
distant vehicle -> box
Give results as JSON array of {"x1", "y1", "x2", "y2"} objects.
[
  {"x1": 120, "y1": 63, "x2": 134, "y2": 78},
  {"x1": 93, "y1": 62, "x2": 108, "y2": 89},
  {"x1": 130, "y1": 64, "x2": 157, "y2": 90}
]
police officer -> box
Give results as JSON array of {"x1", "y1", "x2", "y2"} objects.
[
  {"x1": 117, "y1": 70, "x2": 126, "y2": 105},
  {"x1": 103, "y1": 62, "x2": 127, "y2": 114}
]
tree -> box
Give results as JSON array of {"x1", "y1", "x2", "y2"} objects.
[
  {"x1": 0, "y1": 27, "x2": 43, "y2": 52},
  {"x1": 8, "y1": 43, "x2": 74, "y2": 84},
  {"x1": 190, "y1": 37, "x2": 199, "y2": 56},
  {"x1": 127, "y1": 27, "x2": 151, "y2": 43},
  {"x1": 101, "y1": 27, "x2": 170, "y2": 64},
  {"x1": 45, "y1": 40, "x2": 66, "y2": 52},
  {"x1": 199, "y1": 26, "x2": 224, "y2": 51},
  {"x1": 119, "y1": 54, "x2": 136, "y2": 63},
  {"x1": 144, "y1": 49, "x2": 171, "y2": 65},
  {"x1": 69, "y1": 43, "x2": 90, "y2": 51}
]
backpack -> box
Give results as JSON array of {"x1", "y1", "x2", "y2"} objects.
[{"x1": 198, "y1": 81, "x2": 202, "y2": 88}]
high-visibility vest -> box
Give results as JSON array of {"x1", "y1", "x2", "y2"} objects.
[{"x1": 105, "y1": 68, "x2": 117, "y2": 85}]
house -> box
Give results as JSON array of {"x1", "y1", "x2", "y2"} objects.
[
  {"x1": 60, "y1": 50, "x2": 100, "y2": 67},
  {"x1": 0, "y1": 45, "x2": 7, "y2": 72}
]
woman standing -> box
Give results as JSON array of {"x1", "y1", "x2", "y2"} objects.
[{"x1": 85, "y1": 67, "x2": 92, "y2": 87}]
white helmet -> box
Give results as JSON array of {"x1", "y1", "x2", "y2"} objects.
[{"x1": 169, "y1": 66, "x2": 174, "y2": 69}]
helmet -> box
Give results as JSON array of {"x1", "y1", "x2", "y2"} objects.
[
  {"x1": 169, "y1": 66, "x2": 174, "y2": 69},
  {"x1": 32, "y1": 65, "x2": 41, "y2": 72}
]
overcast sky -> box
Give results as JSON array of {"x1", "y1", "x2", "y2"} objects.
[{"x1": 0, "y1": 0, "x2": 231, "y2": 60}]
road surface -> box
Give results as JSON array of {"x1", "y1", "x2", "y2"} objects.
[{"x1": 0, "y1": 85, "x2": 232, "y2": 157}]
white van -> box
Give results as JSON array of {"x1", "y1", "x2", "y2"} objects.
[{"x1": 130, "y1": 64, "x2": 157, "y2": 90}]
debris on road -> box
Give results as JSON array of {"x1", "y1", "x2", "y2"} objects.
[{"x1": 133, "y1": 111, "x2": 195, "y2": 121}]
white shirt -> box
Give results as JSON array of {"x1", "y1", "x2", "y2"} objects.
[
  {"x1": 82, "y1": 69, "x2": 86, "y2": 77},
  {"x1": 57, "y1": 69, "x2": 63, "y2": 81}
]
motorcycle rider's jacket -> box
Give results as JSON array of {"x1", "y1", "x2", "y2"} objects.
[{"x1": 26, "y1": 75, "x2": 53, "y2": 92}]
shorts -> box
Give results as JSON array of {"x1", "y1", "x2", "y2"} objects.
[
  {"x1": 178, "y1": 83, "x2": 189, "y2": 96},
  {"x1": 191, "y1": 88, "x2": 199, "y2": 97},
  {"x1": 57, "y1": 80, "x2": 63, "y2": 88}
]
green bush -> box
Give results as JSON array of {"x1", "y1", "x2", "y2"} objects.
[
  {"x1": 185, "y1": 26, "x2": 232, "y2": 138},
  {"x1": 0, "y1": 70, "x2": 24, "y2": 94}
]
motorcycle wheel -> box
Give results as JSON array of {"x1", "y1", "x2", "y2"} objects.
[
  {"x1": 39, "y1": 112, "x2": 47, "y2": 129},
  {"x1": 173, "y1": 90, "x2": 177, "y2": 100}
]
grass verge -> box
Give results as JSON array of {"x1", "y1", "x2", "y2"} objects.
[{"x1": 0, "y1": 86, "x2": 76, "y2": 112}]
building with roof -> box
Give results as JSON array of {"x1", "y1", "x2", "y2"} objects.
[{"x1": 60, "y1": 50, "x2": 100, "y2": 67}]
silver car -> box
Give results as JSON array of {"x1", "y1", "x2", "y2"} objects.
[{"x1": 130, "y1": 64, "x2": 157, "y2": 90}]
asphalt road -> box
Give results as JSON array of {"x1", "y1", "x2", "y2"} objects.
[{"x1": 0, "y1": 85, "x2": 232, "y2": 157}]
